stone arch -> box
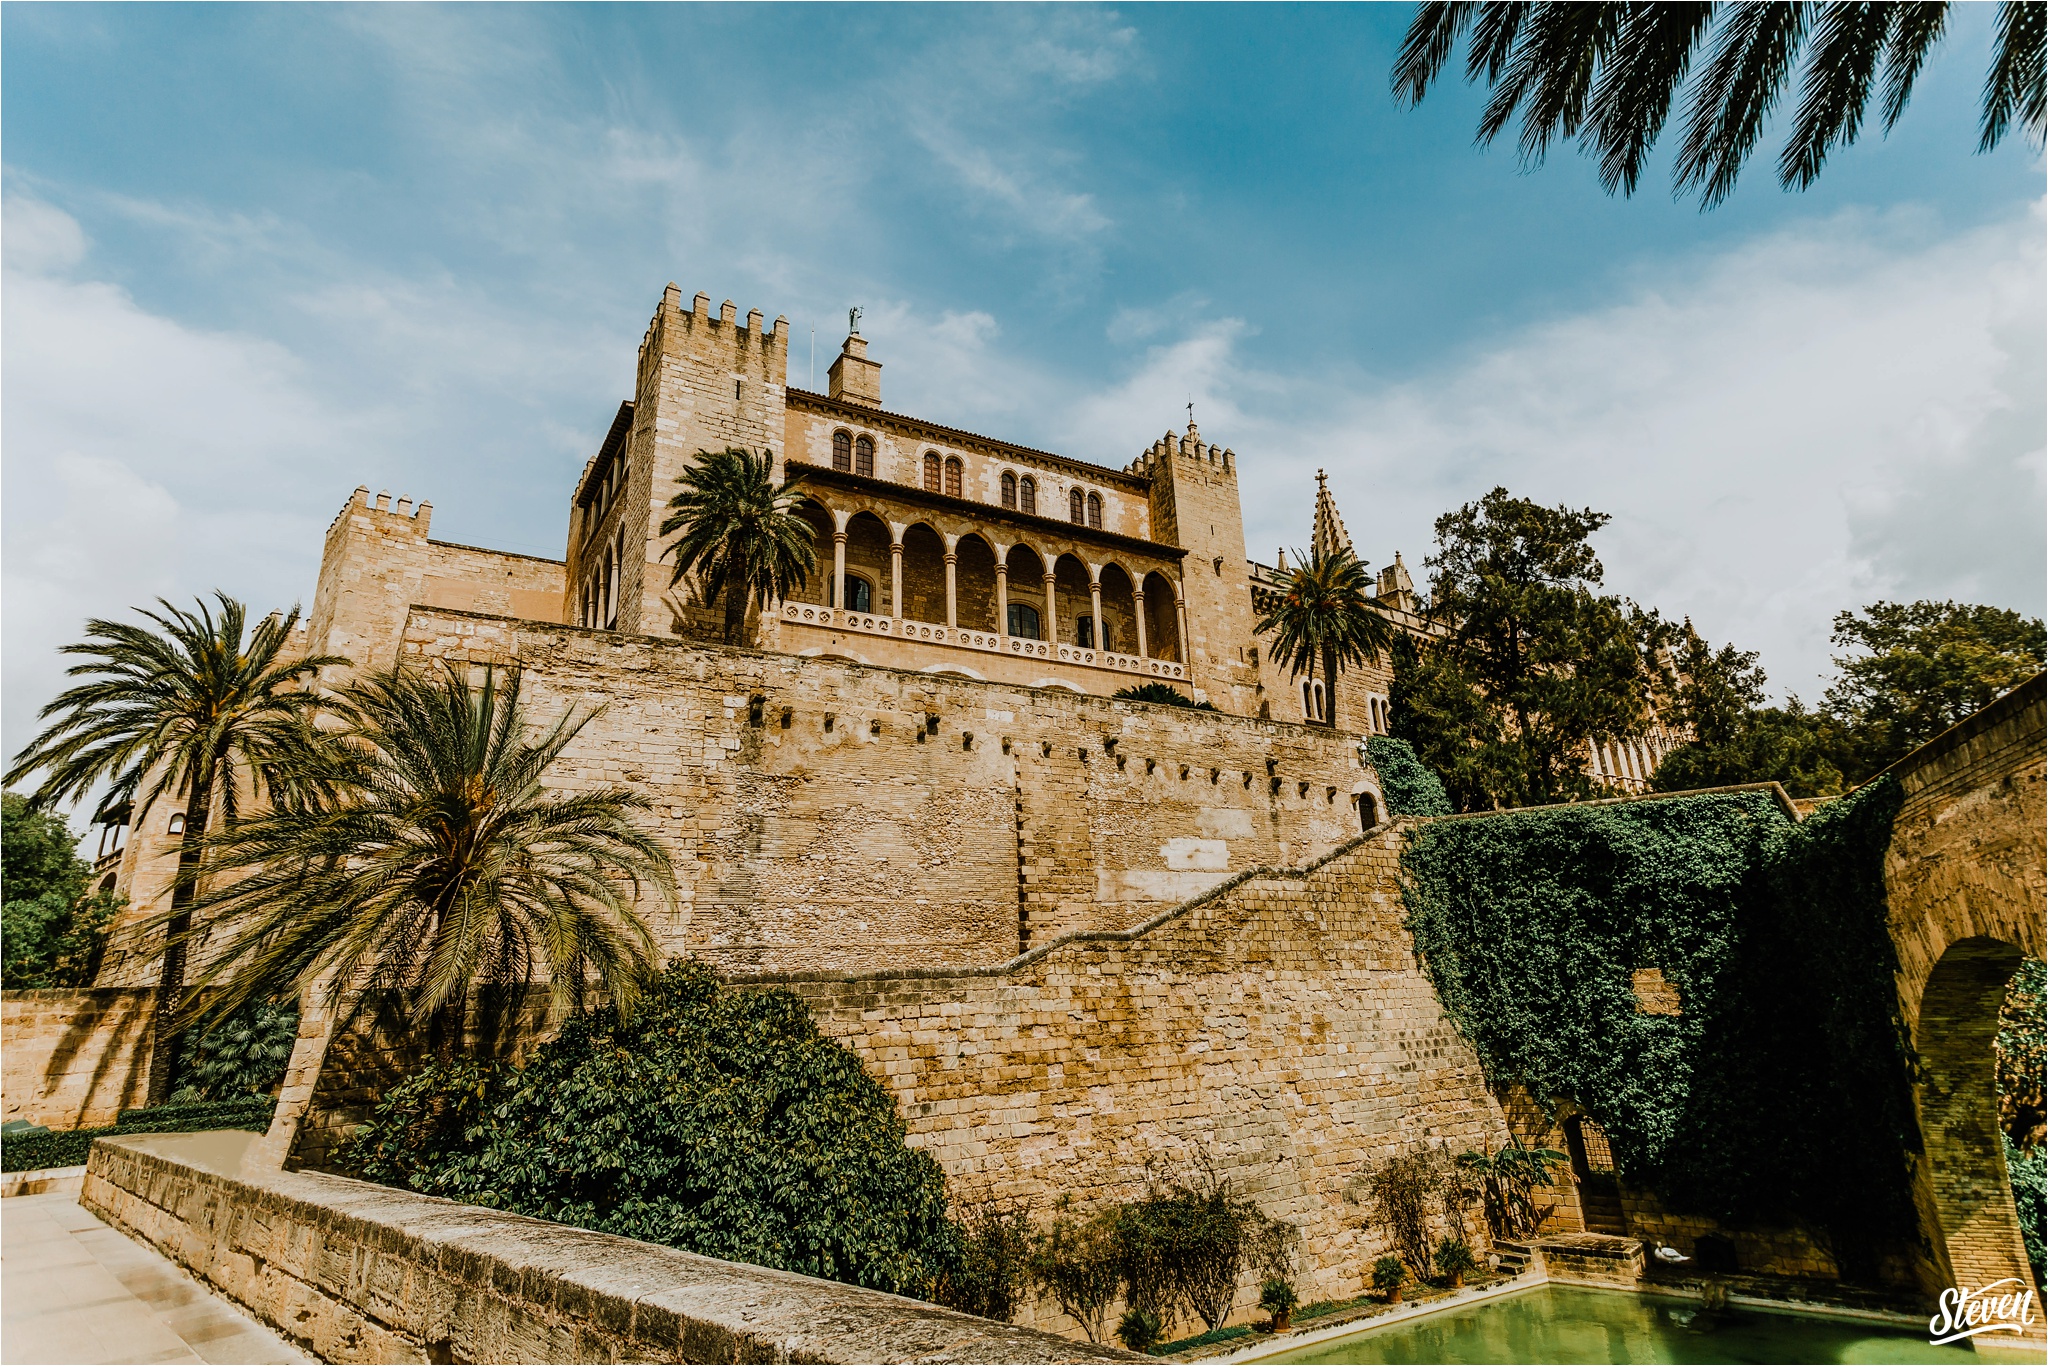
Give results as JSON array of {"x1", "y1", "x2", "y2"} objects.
[
  {"x1": 1005, "y1": 543, "x2": 1047, "y2": 639},
  {"x1": 792, "y1": 501, "x2": 834, "y2": 607},
  {"x1": 1052, "y1": 554, "x2": 1092, "y2": 647},
  {"x1": 899, "y1": 522, "x2": 948, "y2": 625},
  {"x1": 1096, "y1": 563, "x2": 1138, "y2": 656},
  {"x1": 1142, "y1": 570, "x2": 1181, "y2": 662},
  {"x1": 954, "y1": 533, "x2": 999, "y2": 632},
  {"x1": 843, "y1": 511, "x2": 890, "y2": 614}
]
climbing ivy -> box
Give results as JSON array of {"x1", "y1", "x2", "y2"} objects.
[
  {"x1": 1366, "y1": 737, "x2": 1452, "y2": 817},
  {"x1": 1400, "y1": 779, "x2": 1916, "y2": 1276}
]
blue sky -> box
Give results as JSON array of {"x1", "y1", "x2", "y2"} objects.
[{"x1": 5, "y1": 3, "x2": 2043, "y2": 765}]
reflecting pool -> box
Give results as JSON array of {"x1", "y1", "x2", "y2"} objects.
[{"x1": 1260, "y1": 1285, "x2": 2014, "y2": 1365}]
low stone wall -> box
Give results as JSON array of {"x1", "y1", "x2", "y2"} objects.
[
  {"x1": 1534, "y1": 1234, "x2": 1645, "y2": 1288},
  {"x1": 1, "y1": 988, "x2": 156, "y2": 1129},
  {"x1": 84, "y1": 1131, "x2": 1129, "y2": 1364}
]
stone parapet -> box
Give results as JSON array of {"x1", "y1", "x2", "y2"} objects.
[
  {"x1": 83, "y1": 1131, "x2": 1131, "y2": 1364},
  {"x1": 1533, "y1": 1234, "x2": 1646, "y2": 1288}
]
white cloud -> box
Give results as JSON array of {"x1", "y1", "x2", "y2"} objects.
[{"x1": 1093, "y1": 203, "x2": 2046, "y2": 702}]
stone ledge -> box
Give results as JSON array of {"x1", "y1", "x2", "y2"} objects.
[
  {"x1": 1534, "y1": 1234, "x2": 1647, "y2": 1288},
  {"x1": 83, "y1": 1132, "x2": 1133, "y2": 1364}
]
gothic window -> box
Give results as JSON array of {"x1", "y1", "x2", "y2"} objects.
[
  {"x1": 1020, "y1": 477, "x2": 1036, "y2": 516},
  {"x1": 854, "y1": 435, "x2": 875, "y2": 478},
  {"x1": 944, "y1": 456, "x2": 963, "y2": 498},
  {"x1": 1301, "y1": 679, "x2": 1327, "y2": 723},
  {"x1": 1086, "y1": 492, "x2": 1102, "y2": 529},
  {"x1": 1007, "y1": 603, "x2": 1041, "y2": 639},
  {"x1": 843, "y1": 575, "x2": 872, "y2": 612},
  {"x1": 1359, "y1": 792, "x2": 1379, "y2": 831},
  {"x1": 168, "y1": 812, "x2": 186, "y2": 835},
  {"x1": 1077, "y1": 615, "x2": 1094, "y2": 649},
  {"x1": 1001, "y1": 471, "x2": 1017, "y2": 508},
  {"x1": 1069, "y1": 488, "x2": 1085, "y2": 524},
  {"x1": 832, "y1": 430, "x2": 853, "y2": 472},
  {"x1": 924, "y1": 451, "x2": 942, "y2": 492}
]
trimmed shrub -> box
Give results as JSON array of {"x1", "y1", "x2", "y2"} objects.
[
  {"x1": 1365, "y1": 737, "x2": 1452, "y2": 817},
  {"x1": 2, "y1": 1096, "x2": 274, "y2": 1172}
]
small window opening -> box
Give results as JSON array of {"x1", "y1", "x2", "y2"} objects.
[
  {"x1": 747, "y1": 695, "x2": 765, "y2": 728},
  {"x1": 924, "y1": 452, "x2": 942, "y2": 492},
  {"x1": 1069, "y1": 488, "x2": 1085, "y2": 524},
  {"x1": 832, "y1": 430, "x2": 853, "y2": 472},
  {"x1": 854, "y1": 435, "x2": 875, "y2": 478},
  {"x1": 1020, "y1": 477, "x2": 1037, "y2": 516},
  {"x1": 824, "y1": 714, "x2": 836, "y2": 733},
  {"x1": 167, "y1": 812, "x2": 186, "y2": 835},
  {"x1": 1001, "y1": 472, "x2": 1017, "y2": 509},
  {"x1": 1086, "y1": 492, "x2": 1102, "y2": 529},
  {"x1": 871, "y1": 719, "x2": 883, "y2": 737},
  {"x1": 779, "y1": 707, "x2": 793, "y2": 729}
]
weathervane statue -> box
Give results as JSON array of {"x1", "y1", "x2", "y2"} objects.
[{"x1": 849, "y1": 306, "x2": 862, "y2": 335}]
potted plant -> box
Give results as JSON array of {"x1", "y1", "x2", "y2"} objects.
[
  {"x1": 1260, "y1": 1276, "x2": 1299, "y2": 1333},
  {"x1": 1436, "y1": 1237, "x2": 1478, "y2": 1289},
  {"x1": 1116, "y1": 1307, "x2": 1162, "y2": 1354},
  {"x1": 1372, "y1": 1256, "x2": 1408, "y2": 1303}
]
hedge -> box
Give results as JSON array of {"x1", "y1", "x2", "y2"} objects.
[{"x1": 2, "y1": 1095, "x2": 275, "y2": 1172}]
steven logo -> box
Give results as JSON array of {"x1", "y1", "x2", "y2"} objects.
[{"x1": 1929, "y1": 1279, "x2": 2037, "y2": 1345}]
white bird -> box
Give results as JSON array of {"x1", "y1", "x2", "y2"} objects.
[{"x1": 1653, "y1": 1245, "x2": 1691, "y2": 1264}]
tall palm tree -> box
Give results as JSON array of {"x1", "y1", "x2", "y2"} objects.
[
  {"x1": 1394, "y1": 2, "x2": 2045, "y2": 207},
  {"x1": 1255, "y1": 548, "x2": 1395, "y2": 731},
  {"x1": 167, "y1": 665, "x2": 670, "y2": 1057},
  {"x1": 660, "y1": 447, "x2": 818, "y2": 645},
  {"x1": 5, "y1": 596, "x2": 346, "y2": 1103}
]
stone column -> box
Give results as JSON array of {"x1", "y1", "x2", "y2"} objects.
[
  {"x1": 889, "y1": 527, "x2": 905, "y2": 623},
  {"x1": 1134, "y1": 585, "x2": 1149, "y2": 659},
  {"x1": 1174, "y1": 581, "x2": 1190, "y2": 666},
  {"x1": 996, "y1": 558, "x2": 1010, "y2": 639},
  {"x1": 1043, "y1": 571, "x2": 1058, "y2": 645},
  {"x1": 830, "y1": 509, "x2": 850, "y2": 611},
  {"x1": 1089, "y1": 567, "x2": 1104, "y2": 653},
  {"x1": 943, "y1": 535, "x2": 959, "y2": 628}
]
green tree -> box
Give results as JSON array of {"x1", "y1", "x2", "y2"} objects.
[
  {"x1": 1393, "y1": 2, "x2": 2046, "y2": 208},
  {"x1": 1255, "y1": 547, "x2": 1394, "y2": 729},
  {"x1": 1, "y1": 792, "x2": 123, "y2": 989},
  {"x1": 1650, "y1": 623, "x2": 1849, "y2": 798},
  {"x1": 5, "y1": 597, "x2": 344, "y2": 1102},
  {"x1": 1390, "y1": 488, "x2": 1666, "y2": 810},
  {"x1": 170, "y1": 665, "x2": 669, "y2": 1055},
  {"x1": 1822, "y1": 600, "x2": 2046, "y2": 776},
  {"x1": 342, "y1": 959, "x2": 963, "y2": 1299},
  {"x1": 660, "y1": 447, "x2": 818, "y2": 645}
]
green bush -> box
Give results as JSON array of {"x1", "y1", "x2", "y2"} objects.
[
  {"x1": 1401, "y1": 780, "x2": 1916, "y2": 1275},
  {"x1": 1371, "y1": 1255, "x2": 1407, "y2": 1293},
  {"x1": 1113, "y1": 683, "x2": 1217, "y2": 711},
  {"x1": 1029, "y1": 1210, "x2": 1123, "y2": 1343},
  {"x1": 1365, "y1": 737, "x2": 1452, "y2": 817},
  {"x1": 1116, "y1": 1307, "x2": 1163, "y2": 1353},
  {"x1": 341, "y1": 960, "x2": 962, "y2": 1299},
  {"x1": 1435, "y1": 1236, "x2": 1478, "y2": 1284},
  {"x1": 173, "y1": 1000, "x2": 298, "y2": 1102},
  {"x1": 1259, "y1": 1275, "x2": 1299, "y2": 1315},
  {"x1": 2008, "y1": 1135, "x2": 2045, "y2": 1290},
  {"x1": 2, "y1": 1096, "x2": 274, "y2": 1172}
]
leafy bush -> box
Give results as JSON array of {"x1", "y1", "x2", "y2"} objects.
[
  {"x1": 172, "y1": 1000, "x2": 298, "y2": 1102},
  {"x1": 1999, "y1": 958, "x2": 2045, "y2": 1146},
  {"x1": 341, "y1": 960, "x2": 962, "y2": 1299},
  {"x1": 1435, "y1": 1237, "x2": 1478, "y2": 1285},
  {"x1": 942, "y1": 1195, "x2": 1034, "y2": 1323},
  {"x1": 1370, "y1": 1256, "x2": 1407, "y2": 1295},
  {"x1": 1113, "y1": 683, "x2": 1217, "y2": 711},
  {"x1": 1365, "y1": 737, "x2": 1452, "y2": 817},
  {"x1": 1402, "y1": 780, "x2": 1917, "y2": 1274},
  {"x1": 2008, "y1": 1135, "x2": 2045, "y2": 1291},
  {"x1": 1259, "y1": 1275, "x2": 1299, "y2": 1315},
  {"x1": 1029, "y1": 1210, "x2": 1123, "y2": 1343},
  {"x1": 1358, "y1": 1145, "x2": 1471, "y2": 1272},
  {"x1": 2, "y1": 1095, "x2": 273, "y2": 1172},
  {"x1": 2, "y1": 792, "x2": 122, "y2": 989},
  {"x1": 1116, "y1": 1307, "x2": 1163, "y2": 1353},
  {"x1": 1112, "y1": 1164, "x2": 1268, "y2": 1333},
  {"x1": 1458, "y1": 1143, "x2": 1567, "y2": 1240}
]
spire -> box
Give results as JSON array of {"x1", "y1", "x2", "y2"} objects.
[{"x1": 1311, "y1": 469, "x2": 1355, "y2": 562}]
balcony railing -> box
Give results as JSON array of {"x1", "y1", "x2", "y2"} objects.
[{"x1": 779, "y1": 603, "x2": 1187, "y2": 682}]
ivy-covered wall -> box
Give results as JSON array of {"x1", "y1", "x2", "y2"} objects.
[{"x1": 1400, "y1": 779, "x2": 1917, "y2": 1281}]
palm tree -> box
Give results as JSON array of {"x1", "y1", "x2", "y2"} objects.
[
  {"x1": 1394, "y1": 2, "x2": 2045, "y2": 207},
  {"x1": 5, "y1": 596, "x2": 346, "y2": 1103},
  {"x1": 1256, "y1": 548, "x2": 1395, "y2": 730},
  {"x1": 660, "y1": 447, "x2": 818, "y2": 645},
  {"x1": 167, "y1": 665, "x2": 670, "y2": 1057}
]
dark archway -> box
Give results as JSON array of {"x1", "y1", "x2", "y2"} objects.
[
  {"x1": 1097, "y1": 563, "x2": 1137, "y2": 656},
  {"x1": 1005, "y1": 544, "x2": 1046, "y2": 639},
  {"x1": 900, "y1": 523, "x2": 947, "y2": 625},
  {"x1": 1142, "y1": 571, "x2": 1181, "y2": 662},
  {"x1": 954, "y1": 534, "x2": 999, "y2": 633},
  {"x1": 843, "y1": 512, "x2": 891, "y2": 615}
]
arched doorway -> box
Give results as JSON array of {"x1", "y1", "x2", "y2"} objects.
[
  {"x1": 792, "y1": 502, "x2": 834, "y2": 607},
  {"x1": 1005, "y1": 544, "x2": 1046, "y2": 640},
  {"x1": 1053, "y1": 554, "x2": 1092, "y2": 647},
  {"x1": 1097, "y1": 563, "x2": 1138, "y2": 656},
  {"x1": 1141, "y1": 571, "x2": 1181, "y2": 662},
  {"x1": 954, "y1": 534, "x2": 999, "y2": 632},
  {"x1": 842, "y1": 512, "x2": 891, "y2": 615},
  {"x1": 900, "y1": 523, "x2": 947, "y2": 625}
]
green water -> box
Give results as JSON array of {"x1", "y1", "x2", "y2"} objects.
[{"x1": 1263, "y1": 1285, "x2": 2016, "y2": 1365}]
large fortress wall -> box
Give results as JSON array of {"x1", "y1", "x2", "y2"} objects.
[
  {"x1": 397, "y1": 608, "x2": 1380, "y2": 974},
  {"x1": 757, "y1": 826, "x2": 1508, "y2": 1336}
]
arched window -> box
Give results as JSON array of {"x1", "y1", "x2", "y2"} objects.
[
  {"x1": 1301, "y1": 679, "x2": 1326, "y2": 723},
  {"x1": 1020, "y1": 477, "x2": 1036, "y2": 516},
  {"x1": 924, "y1": 452, "x2": 942, "y2": 492},
  {"x1": 854, "y1": 435, "x2": 875, "y2": 478},
  {"x1": 1359, "y1": 792, "x2": 1379, "y2": 831},
  {"x1": 1086, "y1": 492, "x2": 1102, "y2": 529},
  {"x1": 843, "y1": 575, "x2": 872, "y2": 612},
  {"x1": 168, "y1": 812, "x2": 186, "y2": 835},
  {"x1": 944, "y1": 456, "x2": 963, "y2": 498},
  {"x1": 1077, "y1": 615, "x2": 1094, "y2": 649},
  {"x1": 1007, "y1": 603, "x2": 1041, "y2": 639},
  {"x1": 832, "y1": 430, "x2": 853, "y2": 472},
  {"x1": 1069, "y1": 488, "x2": 1085, "y2": 524},
  {"x1": 1001, "y1": 471, "x2": 1017, "y2": 508}
]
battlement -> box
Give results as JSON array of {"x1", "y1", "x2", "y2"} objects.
[
  {"x1": 1126, "y1": 423, "x2": 1234, "y2": 477},
  {"x1": 639, "y1": 282, "x2": 790, "y2": 369},
  {"x1": 326, "y1": 485, "x2": 432, "y2": 537}
]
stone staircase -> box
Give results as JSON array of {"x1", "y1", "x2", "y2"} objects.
[{"x1": 1492, "y1": 1239, "x2": 1534, "y2": 1277}]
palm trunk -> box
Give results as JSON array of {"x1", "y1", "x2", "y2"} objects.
[
  {"x1": 145, "y1": 765, "x2": 214, "y2": 1106},
  {"x1": 1322, "y1": 643, "x2": 1340, "y2": 730},
  {"x1": 724, "y1": 591, "x2": 747, "y2": 646}
]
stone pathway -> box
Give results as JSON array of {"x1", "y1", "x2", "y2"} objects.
[{"x1": 2, "y1": 1192, "x2": 307, "y2": 1365}]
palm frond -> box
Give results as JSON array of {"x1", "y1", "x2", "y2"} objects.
[
  {"x1": 1780, "y1": 2, "x2": 1895, "y2": 189},
  {"x1": 1982, "y1": 0, "x2": 2047, "y2": 151}
]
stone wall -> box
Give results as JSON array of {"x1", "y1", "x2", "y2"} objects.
[
  {"x1": 1, "y1": 988, "x2": 155, "y2": 1129},
  {"x1": 82, "y1": 1133, "x2": 1127, "y2": 1364},
  {"x1": 748, "y1": 823, "x2": 1509, "y2": 1339},
  {"x1": 398, "y1": 607, "x2": 1379, "y2": 972}
]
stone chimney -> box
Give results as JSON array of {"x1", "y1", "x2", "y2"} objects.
[{"x1": 827, "y1": 330, "x2": 882, "y2": 407}]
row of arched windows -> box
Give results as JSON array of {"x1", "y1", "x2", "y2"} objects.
[{"x1": 833, "y1": 428, "x2": 1107, "y2": 531}]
